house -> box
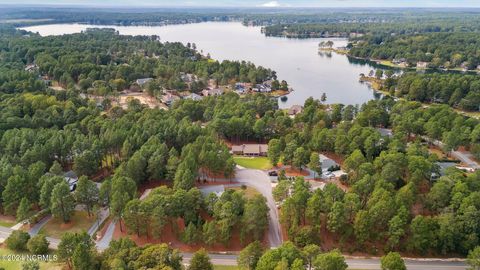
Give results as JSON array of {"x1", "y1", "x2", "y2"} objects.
[
  {"x1": 161, "y1": 93, "x2": 180, "y2": 106},
  {"x1": 319, "y1": 154, "x2": 338, "y2": 171},
  {"x1": 24, "y1": 64, "x2": 38, "y2": 72},
  {"x1": 231, "y1": 144, "x2": 268, "y2": 156},
  {"x1": 416, "y1": 62, "x2": 429, "y2": 69},
  {"x1": 235, "y1": 83, "x2": 247, "y2": 94},
  {"x1": 254, "y1": 84, "x2": 271, "y2": 93},
  {"x1": 376, "y1": 128, "x2": 393, "y2": 138},
  {"x1": 288, "y1": 105, "x2": 304, "y2": 116},
  {"x1": 136, "y1": 78, "x2": 153, "y2": 87},
  {"x1": 202, "y1": 88, "x2": 224, "y2": 97},
  {"x1": 184, "y1": 93, "x2": 203, "y2": 101},
  {"x1": 180, "y1": 73, "x2": 197, "y2": 83},
  {"x1": 64, "y1": 170, "x2": 78, "y2": 192}
]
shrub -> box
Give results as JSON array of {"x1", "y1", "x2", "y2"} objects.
[
  {"x1": 6, "y1": 230, "x2": 30, "y2": 251},
  {"x1": 27, "y1": 235, "x2": 49, "y2": 254}
]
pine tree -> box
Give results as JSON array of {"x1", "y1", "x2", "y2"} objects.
[
  {"x1": 50, "y1": 182, "x2": 75, "y2": 223},
  {"x1": 16, "y1": 197, "x2": 30, "y2": 222}
]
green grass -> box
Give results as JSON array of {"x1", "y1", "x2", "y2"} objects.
[
  {"x1": 214, "y1": 266, "x2": 239, "y2": 270},
  {"x1": 233, "y1": 156, "x2": 273, "y2": 170},
  {"x1": 0, "y1": 247, "x2": 63, "y2": 270},
  {"x1": 0, "y1": 220, "x2": 14, "y2": 228},
  {"x1": 228, "y1": 186, "x2": 261, "y2": 199},
  {"x1": 39, "y1": 211, "x2": 95, "y2": 239}
]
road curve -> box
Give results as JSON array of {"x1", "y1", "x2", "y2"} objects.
[{"x1": 234, "y1": 167, "x2": 283, "y2": 247}]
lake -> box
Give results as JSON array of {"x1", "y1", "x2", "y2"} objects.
[{"x1": 21, "y1": 22, "x2": 381, "y2": 108}]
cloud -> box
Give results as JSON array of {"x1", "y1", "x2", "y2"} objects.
[{"x1": 260, "y1": 1, "x2": 281, "y2": 7}]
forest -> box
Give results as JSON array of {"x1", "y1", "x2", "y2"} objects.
[
  {"x1": 349, "y1": 32, "x2": 480, "y2": 70},
  {"x1": 378, "y1": 72, "x2": 480, "y2": 112},
  {"x1": 267, "y1": 98, "x2": 480, "y2": 259}
]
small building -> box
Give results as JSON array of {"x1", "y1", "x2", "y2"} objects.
[
  {"x1": 136, "y1": 78, "x2": 153, "y2": 87},
  {"x1": 232, "y1": 144, "x2": 268, "y2": 156},
  {"x1": 288, "y1": 105, "x2": 304, "y2": 116},
  {"x1": 202, "y1": 88, "x2": 224, "y2": 97},
  {"x1": 184, "y1": 93, "x2": 203, "y2": 101},
  {"x1": 376, "y1": 128, "x2": 393, "y2": 138},
  {"x1": 416, "y1": 62, "x2": 429, "y2": 69},
  {"x1": 25, "y1": 64, "x2": 38, "y2": 72},
  {"x1": 254, "y1": 84, "x2": 271, "y2": 93},
  {"x1": 64, "y1": 170, "x2": 78, "y2": 192},
  {"x1": 161, "y1": 93, "x2": 180, "y2": 106},
  {"x1": 180, "y1": 73, "x2": 197, "y2": 83},
  {"x1": 235, "y1": 83, "x2": 247, "y2": 94},
  {"x1": 319, "y1": 154, "x2": 338, "y2": 171}
]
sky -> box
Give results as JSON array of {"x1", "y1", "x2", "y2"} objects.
[{"x1": 1, "y1": 0, "x2": 480, "y2": 8}]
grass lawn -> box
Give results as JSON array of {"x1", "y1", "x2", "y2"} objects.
[
  {"x1": 228, "y1": 186, "x2": 261, "y2": 199},
  {"x1": 0, "y1": 220, "x2": 14, "y2": 228},
  {"x1": 233, "y1": 156, "x2": 273, "y2": 170},
  {"x1": 0, "y1": 246, "x2": 63, "y2": 270},
  {"x1": 214, "y1": 266, "x2": 238, "y2": 270},
  {"x1": 39, "y1": 211, "x2": 95, "y2": 239}
]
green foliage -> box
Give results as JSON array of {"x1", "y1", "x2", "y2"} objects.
[
  {"x1": 188, "y1": 249, "x2": 213, "y2": 270},
  {"x1": 27, "y1": 235, "x2": 49, "y2": 255},
  {"x1": 16, "y1": 197, "x2": 31, "y2": 222},
  {"x1": 5, "y1": 230, "x2": 30, "y2": 251},
  {"x1": 381, "y1": 252, "x2": 406, "y2": 270},
  {"x1": 238, "y1": 241, "x2": 264, "y2": 270},
  {"x1": 313, "y1": 250, "x2": 348, "y2": 270},
  {"x1": 50, "y1": 181, "x2": 75, "y2": 223}
]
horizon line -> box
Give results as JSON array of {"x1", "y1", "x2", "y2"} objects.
[{"x1": 2, "y1": 4, "x2": 480, "y2": 9}]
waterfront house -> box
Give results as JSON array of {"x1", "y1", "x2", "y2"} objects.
[{"x1": 288, "y1": 105, "x2": 304, "y2": 116}]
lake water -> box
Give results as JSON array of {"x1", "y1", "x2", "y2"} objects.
[{"x1": 21, "y1": 22, "x2": 381, "y2": 108}]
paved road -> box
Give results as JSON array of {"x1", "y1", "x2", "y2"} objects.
[
  {"x1": 234, "y1": 167, "x2": 283, "y2": 247},
  {"x1": 182, "y1": 253, "x2": 467, "y2": 270},
  {"x1": 96, "y1": 220, "x2": 116, "y2": 251},
  {"x1": 28, "y1": 215, "x2": 51, "y2": 236},
  {"x1": 423, "y1": 136, "x2": 479, "y2": 170}
]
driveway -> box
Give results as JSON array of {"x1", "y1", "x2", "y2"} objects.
[{"x1": 234, "y1": 167, "x2": 282, "y2": 247}]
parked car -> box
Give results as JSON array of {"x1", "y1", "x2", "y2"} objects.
[{"x1": 268, "y1": 171, "x2": 278, "y2": 176}]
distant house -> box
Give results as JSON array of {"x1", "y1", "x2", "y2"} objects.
[
  {"x1": 232, "y1": 144, "x2": 268, "y2": 156},
  {"x1": 184, "y1": 93, "x2": 203, "y2": 101},
  {"x1": 202, "y1": 88, "x2": 224, "y2": 97},
  {"x1": 288, "y1": 105, "x2": 304, "y2": 116},
  {"x1": 136, "y1": 78, "x2": 153, "y2": 87},
  {"x1": 24, "y1": 64, "x2": 38, "y2": 72},
  {"x1": 416, "y1": 62, "x2": 429, "y2": 69},
  {"x1": 161, "y1": 93, "x2": 180, "y2": 106},
  {"x1": 180, "y1": 73, "x2": 197, "y2": 83},
  {"x1": 235, "y1": 83, "x2": 247, "y2": 94},
  {"x1": 254, "y1": 84, "x2": 271, "y2": 93},
  {"x1": 64, "y1": 170, "x2": 78, "y2": 192},
  {"x1": 376, "y1": 128, "x2": 393, "y2": 138}
]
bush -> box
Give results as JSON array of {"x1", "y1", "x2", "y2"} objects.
[
  {"x1": 27, "y1": 235, "x2": 49, "y2": 254},
  {"x1": 6, "y1": 231, "x2": 30, "y2": 251},
  {"x1": 22, "y1": 261, "x2": 40, "y2": 270}
]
